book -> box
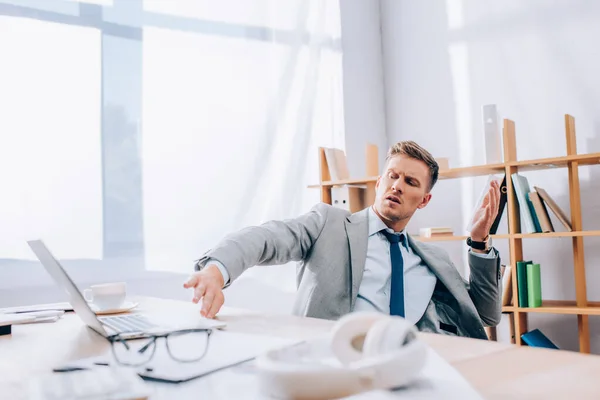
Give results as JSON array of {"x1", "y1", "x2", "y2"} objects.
[
  {"x1": 521, "y1": 329, "x2": 559, "y2": 349},
  {"x1": 528, "y1": 191, "x2": 554, "y2": 233},
  {"x1": 526, "y1": 192, "x2": 543, "y2": 233},
  {"x1": 419, "y1": 227, "x2": 453, "y2": 237},
  {"x1": 511, "y1": 174, "x2": 537, "y2": 233},
  {"x1": 516, "y1": 260, "x2": 531, "y2": 307},
  {"x1": 489, "y1": 174, "x2": 507, "y2": 235},
  {"x1": 534, "y1": 186, "x2": 572, "y2": 231},
  {"x1": 482, "y1": 104, "x2": 503, "y2": 164},
  {"x1": 323, "y1": 148, "x2": 350, "y2": 181},
  {"x1": 501, "y1": 265, "x2": 512, "y2": 306},
  {"x1": 526, "y1": 263, "x2": 542, "y2": 307}
]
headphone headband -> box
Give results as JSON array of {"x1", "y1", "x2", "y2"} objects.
[{"x1": 256, "y1": 312, "x2": 427, "y2": 399}]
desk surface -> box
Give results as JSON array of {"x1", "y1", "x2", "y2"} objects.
[{"x1": 2, "y1": 297, "x2": 600, "y2": 399}]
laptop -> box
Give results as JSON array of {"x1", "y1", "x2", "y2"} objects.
[{"x1": 27, "y1": 239, "x2": 225, "y2": 340}]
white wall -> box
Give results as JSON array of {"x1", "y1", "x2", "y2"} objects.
[
  {"x1": 380, "y1": 0, "x2": 600, "y2": 352},
  {"x1": 339, "y1": 0, "x2": 388, "y2": 176}
]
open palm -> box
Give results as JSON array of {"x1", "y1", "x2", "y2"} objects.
[{"x1": 470, "y1": 179, "x2": 501, "y2": 241}]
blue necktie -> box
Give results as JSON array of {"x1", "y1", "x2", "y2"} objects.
[{"x1": 381, "y1": 230, "x2": 405, "y2": 317}]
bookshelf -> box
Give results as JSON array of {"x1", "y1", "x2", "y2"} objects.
[{"x1": 310, "y1": 114, "x2": 600, "y2": 353}]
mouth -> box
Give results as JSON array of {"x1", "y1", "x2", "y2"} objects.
[{"x1": 385, "y1": 195, "x2": 401, "y2": 204}]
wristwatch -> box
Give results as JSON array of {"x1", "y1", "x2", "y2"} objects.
[{"x1": 466, "y1": 236, "x2": 491, "y2": 251}]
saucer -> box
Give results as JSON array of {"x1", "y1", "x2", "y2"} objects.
[{"x1": 89, "y1": 301, "x2": 139, "y2": 315}]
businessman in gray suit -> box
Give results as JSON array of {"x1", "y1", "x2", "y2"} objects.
[{"x1": 184, "y1": 141, "x2": 502, "y2": 339}]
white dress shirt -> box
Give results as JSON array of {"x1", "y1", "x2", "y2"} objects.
[
  {"x1": 353, "y1": 207, "x2": 437, "y2": 323},
  {"x1": 354, "y1": 207, "x2": 494, "y2": 324}
]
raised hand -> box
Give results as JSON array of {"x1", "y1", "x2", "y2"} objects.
[
  {"x1": 183, "y1": 265, "x2": 225, "y2": 319},
  {"x1": 470, "y1": 179, "x2": 501, "y2": 242}
]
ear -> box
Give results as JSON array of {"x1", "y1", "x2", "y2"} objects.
[
  {"x1": 417, "y1": 193, "x2": 432, "y2": 209},
  {"x1": 375, "y1": 175, "x2": 381, "y2": 191}
]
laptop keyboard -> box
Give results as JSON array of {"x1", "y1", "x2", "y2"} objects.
[{"x1": 99, "y1": 314, "x2": 158, "y2": 334}]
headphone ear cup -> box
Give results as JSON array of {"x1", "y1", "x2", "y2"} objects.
[
  {"x1": 351, "y1": 317, "x2": 427, "y2": 390},
  {"x1": 330, "y1": 312, "x2": 388, "y2": 364},
  {"x1": 362, "y1": 316, "x2": 417, "y2": 358}
]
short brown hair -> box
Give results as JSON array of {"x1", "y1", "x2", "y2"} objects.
[{"x1": 385, "y1": 141, "x2": 439, "y2": 191}]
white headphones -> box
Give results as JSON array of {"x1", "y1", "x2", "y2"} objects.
[{"x1": 255, "y1": 312, "x2": 428, "y2": 399}]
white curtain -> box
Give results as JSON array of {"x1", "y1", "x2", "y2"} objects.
[
  {"x1": 0, "y1": 16, "x2": 103, "y2": 261},
  {"x1": 0, "y1": 0, "x2": 344, "y2": 296},
  {"x1": 141, "y1": 0, "x2": 344, "y2": 275}
]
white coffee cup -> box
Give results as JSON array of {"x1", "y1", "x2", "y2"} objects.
[{"x1": 83, "y1": 282, "x2": 127, "y2": 310}]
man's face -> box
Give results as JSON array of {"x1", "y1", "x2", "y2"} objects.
[{"x1": 374, "y1": 154, "x2": 432, "y2": 227}]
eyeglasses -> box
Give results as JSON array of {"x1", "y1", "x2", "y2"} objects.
[{"x1": 107, "y1": 328, "x2": 213, "y2": 366}]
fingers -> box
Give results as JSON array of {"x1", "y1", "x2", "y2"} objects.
[
  {"x1": 200, "y1": 288, "x2": 225, "y2": 318},
  {"x1": 487, "y1": 187, "x2": 496, "y2": 216},
  {"x1": 490, "y1": 180, "x2": 500, "y2": 214},
  {"x1": 193, "y1": 284, "x2": 206, "y2": 304},
  {"x1": 201, "y1": 290, "x2": 215, "y2": 317},
  {"x1": 481, "y1": 191, "x2": 491, "y2": 207},
  {"x1": 207, "y1": 292, "x2": 224, "y2": 319},
  {"x1": 182, "y1": 274, "x2": 199, "y2": 289},
  {"x1": 184, "y1": 269, "x2": 225, "y2": 316}
]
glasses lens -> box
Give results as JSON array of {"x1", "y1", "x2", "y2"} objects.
[
  {"x1": 166, "y1": 330, "x2": 210, "y2": 362},
  {"x1": 111, "y1": 337, "x2": 156, "y2": 366}
]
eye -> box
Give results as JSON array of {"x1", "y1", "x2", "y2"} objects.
[
  {"x1": 389, "y1": 172, "x2": 399, "y2": 180},
  {"x1": 406, "y1": 178, "x2": 417, "y2": 187}
]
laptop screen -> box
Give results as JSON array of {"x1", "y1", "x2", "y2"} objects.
[{"x1": 27, "y1": 240, "x2": 109, "y2": 337}]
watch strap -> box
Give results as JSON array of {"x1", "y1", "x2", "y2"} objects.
[{"x1": 467, "y1": 236, "x2": 488, "y2": 250}]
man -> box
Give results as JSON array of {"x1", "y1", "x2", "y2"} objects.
[{"x1": 184, "y1": 141, "x2": 502, "y2": 339}]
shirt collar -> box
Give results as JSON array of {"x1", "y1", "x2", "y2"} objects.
[{"x1": 368, "y1": 206, "x2": 407, "y2": 238}]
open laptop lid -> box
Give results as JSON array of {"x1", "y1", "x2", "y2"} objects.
[{"x1": 27, "y1": 240, "x2": 110, "y2": 338}]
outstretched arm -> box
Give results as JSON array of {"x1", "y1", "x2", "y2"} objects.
[
  {"x1": 467, "y1": 178, "x2": 502, "y2": 326},
  {"x1": 184, "y1": 203, "x2": 330, "y2": 318}
]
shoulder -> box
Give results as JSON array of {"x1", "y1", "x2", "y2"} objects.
[{"x1": 310, "y1": 202, "x2": 351, "y2": 220}]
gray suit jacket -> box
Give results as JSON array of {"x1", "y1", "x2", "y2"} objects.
[{"x1": 195, "y1": 203, "x2": 502, "y2": 339}]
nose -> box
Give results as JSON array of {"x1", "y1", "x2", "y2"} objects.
[{"x1": 391, "y1": 178, "x2": 404, "y2": 193}]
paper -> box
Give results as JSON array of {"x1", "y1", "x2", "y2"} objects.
[
  {"x1": 0, "y1": 302, "x2": 73, "y2": 314},
  {"x1": 59, "y1": 330, "x2": 299, "y2": 383}
]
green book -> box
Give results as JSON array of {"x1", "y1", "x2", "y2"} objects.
[
  {"x1": 516, "y1": 260, "x2": 531, "y2": 307},
  {"x1": 527, "y1": 263, "x2": 542, "y2": 307}
]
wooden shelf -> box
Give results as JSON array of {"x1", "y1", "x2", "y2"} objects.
[
  {"x1": 308, "y1": 153, "x2": 600, "y2": 188},
  {"x1": 512, "y1": 230, "x2": 600, "y2": 239},
  {"x1": 313, "y1": 117, "x2": 597, "y2": 353},
  {"x1": 412, "y1": 232, "x2": 600, "y2": 241},
  {"x1": 307, "y1": 176, "x2": 378, "y2": 189},
  {"x1": 414, "y1": 234, "x2": 510, "y2": 242},
  {"x1": 503, "y1": 301, "x2": 600, "y2": 316},
  {"x1": 508, "y1": 153, "x2": 600, "y2": 172},
  {"x1": 438, "y1": 163, "x2": 506, "y2": 180}
]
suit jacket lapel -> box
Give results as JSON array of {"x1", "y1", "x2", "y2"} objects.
[
  {"x1": 344, "y1": 208, "x2": 369, "y2": 307},
  {"x1": 407, "y1": 235, "x2": 471, "y2": 306}
]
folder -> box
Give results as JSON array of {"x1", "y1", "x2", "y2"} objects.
[{"x1": 521, "y1": 329, "x2": 558, "y2": 349}]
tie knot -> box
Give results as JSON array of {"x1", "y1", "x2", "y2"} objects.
[{"x1": 381, "y1": 230, "x2": 405, "y2": 245}]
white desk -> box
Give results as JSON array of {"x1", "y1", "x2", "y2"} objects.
[{"x1": 2, "y1": 297, "x2": 600, "y2": 399}]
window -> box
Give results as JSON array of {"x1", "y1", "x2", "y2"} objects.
[{"x1": 0, "y1": 0, "x2": 343, "y2": 298}]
